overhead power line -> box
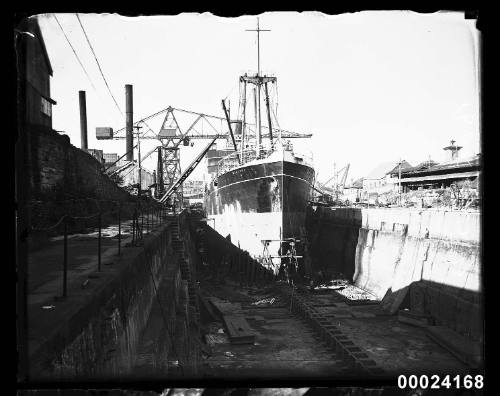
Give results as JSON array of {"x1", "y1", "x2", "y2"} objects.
[
  {"x1": 76, "y1": 13, "x2": 124, "y2": 117},
  {"x1": 52, "y1": 14, "x2": 98, "y2": 92}
]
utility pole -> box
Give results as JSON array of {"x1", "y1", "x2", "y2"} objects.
[
  {"x1": 398, "y1": 158, "x2": 402, "y2": 206},
  {"x1": 156, "y1": 146, "x2": 163, "y2": 198},
  {"x1": 333, "y1": 162, "x2": 337, "y2": 202},
  {"x1": 135, "y1": 125, "x2": 142, "y2": 196}
]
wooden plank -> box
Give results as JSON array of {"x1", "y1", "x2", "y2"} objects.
[
  {"x1": 208, "y1": 297, "x2": 242, "y2": 316},
  {"x1": 351, "y1": 311, "x2": 376, "y2": 319},
  {"x1": 223, "y1": 315, "x2": 255, "y2": 344}
]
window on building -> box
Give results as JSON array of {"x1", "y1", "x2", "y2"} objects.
[{"x1": 41, "y1": 97, "x2": 52, "y2": 117}]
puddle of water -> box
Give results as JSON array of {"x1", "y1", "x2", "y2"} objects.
[{"x1": 49, "y1": 220, "x2": 137, "y2": 242}]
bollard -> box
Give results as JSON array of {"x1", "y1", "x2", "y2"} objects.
[
  {"x1": 62, "y1": 216, "x2": 68, "y2": 298},
  {"x1": 118, "y1": 203, "x2": 121, "y2": 255},
  {"x1": 98, "y1": 212, "x2": 102, "y2": 271}
]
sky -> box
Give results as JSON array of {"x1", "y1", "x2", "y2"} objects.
[{"x1": 36, "y1": 11, "x2": 480, "y2": 184}]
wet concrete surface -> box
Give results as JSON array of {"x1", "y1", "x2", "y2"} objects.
[
  {"x1": 27, "y1": 217, "x2": 157, "y2": 293},
  {"x1": 26, "y1": 210, "x2": 470, "y2": 380},
  {"x1": 202, "y1": 307, "x2": 345, "y2": 378},
  {"x1": 198, "y1": 281, "x2": 467, "y2": 378}
]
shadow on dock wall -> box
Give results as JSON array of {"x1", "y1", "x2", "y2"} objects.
[
  {"x1": 25, "y1": 211, "x2": 274, "y2": 382},
  {"x1": 305, "y1": 205, "x2": 362, "y2": 282},
  {"x1": 182, "y1": 210, "x2": 274, "y2": 286},
  {"x1": 309, "y1": 206, "x2": 482, "y2": 345},
  {"x1": 354, "y1": 223, "x2": 481, "y2": 342}
]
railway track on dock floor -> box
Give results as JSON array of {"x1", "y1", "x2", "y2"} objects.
[{"x1": 275, "y1": 284, "x2": 386, "y2": 377}]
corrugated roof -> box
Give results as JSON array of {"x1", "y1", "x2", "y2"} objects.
[
  {"x1": 399, "y1": 160, "x2": 439, "y2": 174},
  {"x1": 401, "y1": 170, "x2": 479, "y2": 183},
  {"x1": 365, "y1": 160, "x2": 412, "y2": 180},
  {"x1": 401, "y1": 155, "x2": 480, "y2": 177}
]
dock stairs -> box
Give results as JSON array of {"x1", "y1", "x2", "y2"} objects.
[{"x1": 167, "y1": 215, "x2": 201, "y2": 324}]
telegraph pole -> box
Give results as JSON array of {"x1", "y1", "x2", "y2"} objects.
[
  {"x1": 398, "y1": 159, "x2": 402, "y2": 206},
  {"x1": 135, "y1": 125, "x2": 143, "y2": 196}
]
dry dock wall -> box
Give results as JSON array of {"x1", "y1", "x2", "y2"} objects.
[
  {"x1": 28, "y1": 224, "x2": 198, "y2": 380},
  {"x1": 192, "y1": 216, "x2": 275, "y2": 286},
  {"x1": 311, "y1": 207, "x2": 482, "y2": 342}
]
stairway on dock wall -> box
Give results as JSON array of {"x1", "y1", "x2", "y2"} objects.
[{"x1": 167, "y1": 215, "x2": 201, "y2": 325}]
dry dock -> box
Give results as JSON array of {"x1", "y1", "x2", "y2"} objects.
[{"x1": 21, "y1": 206, "x2": 482, "y2": 381}]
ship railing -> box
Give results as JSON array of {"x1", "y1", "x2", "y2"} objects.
[
  {"x1": 216, "y1": 146, "x2": 274, "y2": 176},
  {"x1": 216, "y1": 145, "x2": 314, "y2": 176},
  {"x1": 290, "y1": 149, "x2": 314, "y2": 168}
]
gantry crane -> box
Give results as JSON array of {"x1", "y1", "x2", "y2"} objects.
[{"x1": 99, "y1": 106, "x2": 312, "y2": 207}]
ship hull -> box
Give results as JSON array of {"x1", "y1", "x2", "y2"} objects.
[{"x1": 205, "y1": 159, "x2": 315, "y2": 265}]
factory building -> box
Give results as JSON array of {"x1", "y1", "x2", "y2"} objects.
[{"x1": 18, "y1": 17, "x2": 57, "y2": 129}]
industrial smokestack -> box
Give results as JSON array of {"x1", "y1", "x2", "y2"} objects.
[
  {"x1": 125, "y1": 84, "x2": 133, "y2": 161},
  {"x1": 79, "y1": 91, "x2": 88, "y2": 150}
]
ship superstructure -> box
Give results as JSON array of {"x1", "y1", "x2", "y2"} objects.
[{"x1": 204, "y1": 19, "x2": 315, "y2": 272}]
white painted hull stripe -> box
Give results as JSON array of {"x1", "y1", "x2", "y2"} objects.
[{"x1": 208, "y1": 173, "x2": 313, "y2": 196}]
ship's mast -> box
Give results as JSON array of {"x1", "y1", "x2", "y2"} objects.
[
  {"x1": 246, "y1": 18, "x2": 270, "y2": 157},
  {"x1": 241, "y1": 79, "x2": 247, "y2": 159}
]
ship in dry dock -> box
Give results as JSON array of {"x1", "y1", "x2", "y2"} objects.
[{"x1": 204, "y1": 20, "x2": 315, "y2": 272}]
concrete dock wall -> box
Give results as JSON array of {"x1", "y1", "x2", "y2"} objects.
[
  {"x1": 29, "y1": 224, "x2": 196, "y2": 380},
  {"x1": 359, "y1": 208, "x2": 480, "y2": 244},
  {"x1": 28, "y1": 211, "x2": 273, "y2": 380},
  {"x1": 312, "y1": 207, "x2": 482, "y2": 341}
]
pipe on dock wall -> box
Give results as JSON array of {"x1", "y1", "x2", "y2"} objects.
[
  {"x1": 125, "y1": 84, "x2": 133, "y2": 161},
  {"x1": 79, "y1": 91, "x2": 88, "y2": 150}
]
